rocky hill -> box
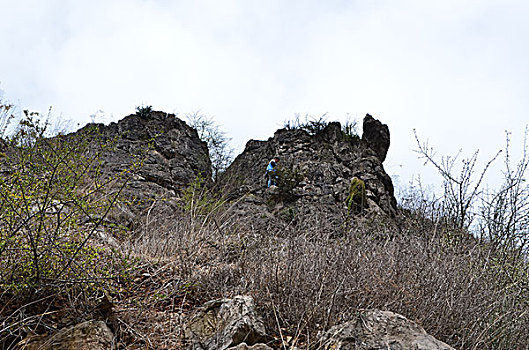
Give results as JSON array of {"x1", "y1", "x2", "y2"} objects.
[
  {"x1": 73, "y1": 110, "x2": 211, "y2": 227},
  {"x1": 223, "y1": 114, "x2": 398, "y2": 236},
  {"x1": 63, "y1": 111, "x2": 399, "y2": 235},
  {"x1": 7, "y1": 110, "x2": 521, "y2": 349}
]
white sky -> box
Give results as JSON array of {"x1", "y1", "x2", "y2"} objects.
[{"x1": 1, "y1": 0, "x2": 528, "y2": 192}]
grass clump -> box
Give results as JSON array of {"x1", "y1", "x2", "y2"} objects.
[{"x1": 283, "y1": 113, "x2": 360, "y2": 140}]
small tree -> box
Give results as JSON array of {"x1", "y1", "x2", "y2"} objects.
[{"x1": 186, "y1": 112, "x2": 233, "y2": 181}]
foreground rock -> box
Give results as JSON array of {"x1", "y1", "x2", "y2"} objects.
[
  {"x1": 223, "y1": 114, "x2": 398, "y2": 236},
  {"x1": 15, "y1": 320, "x2": 114, "y2": 350},
  {"x1": 184, "y1": 296, "x2": 268, "y2": 350},
  {"x1": 318, "y1": 309, "x2": 454, "y2": 350},
  {"x1": 184, "y1": 296, "x2": 453, "y2": 350}
]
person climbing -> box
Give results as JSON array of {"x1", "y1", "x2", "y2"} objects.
[{"x1": 265, "y1": 157, "x2": 280, "y2": 187}]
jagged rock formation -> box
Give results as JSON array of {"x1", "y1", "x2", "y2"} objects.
[
  {"x1": 223, "y1": 114, "x2": 397, "y2": 235},
  {"x1": 73, "y1": 110, "x2": 211, "y2": 226},
  {"x1": 362, "y1": 114, "x2": 390, "y2": 162},
  {"x1": 318, "y1": 309, "x2": 454, "y2": 350}
]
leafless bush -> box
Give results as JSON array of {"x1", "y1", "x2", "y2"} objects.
[
  {"x1": 414, "y1": 129, "x2": 501, "y2": 230},
  {"x1": 186, "y1": 112, "x2": 234, "y2": 181},
  {"x1": 478, "y1": 129, "x2": 529, "y2": 257}
]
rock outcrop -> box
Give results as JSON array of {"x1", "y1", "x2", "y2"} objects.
[
  {"x1": 223, "y1": 114, "x2": 397, "y2": 235},
  {"x1": 73, "y1": 110, "x2": 211, "y2": 226},
  {"x1": 184, "y1": 296, "x2": 268, "y2": 350},
  {"x1": 15, "y1": 320, "x2": 114, "y2": 350},
  {"x1": 362, "y1": 114, "x2": 390, "y2": 162},
  {"x1": 318, "y1": 309, "x2": 454, "y2": 350}
]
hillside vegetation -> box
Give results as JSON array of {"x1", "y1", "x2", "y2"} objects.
[{"x1": 0, "y1": 104, "x2": 528, "y2": 349}]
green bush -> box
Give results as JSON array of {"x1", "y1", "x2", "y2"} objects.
[{"x1": 0, "y1": 113, "x2": 132, "y2": 298}]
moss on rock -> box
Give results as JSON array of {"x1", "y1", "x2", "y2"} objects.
[{"x1": 346, "y1": 177, "x2": 366, "y2": 213}]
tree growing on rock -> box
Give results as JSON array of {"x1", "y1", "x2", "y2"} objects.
[{"x1": 186, "y1": 112, "x2": 234, "y2": 181}]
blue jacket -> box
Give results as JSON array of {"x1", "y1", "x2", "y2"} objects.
[{"x1": 266, "y1": 160, "x2": 277, "y2": 173}]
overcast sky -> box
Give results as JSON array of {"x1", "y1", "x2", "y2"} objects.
[{"x1": 1, "y1": 0, "x2": 528, "y2": 192}]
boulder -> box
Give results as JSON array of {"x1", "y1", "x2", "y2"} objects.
[
  {"x1": 318, "y1": 309, "x2": 454, "y2": 350},
  {"x1": 184, "y1": 295, "x2": 267, "y2": 350},
  {"x1": 15, "y1": 320, "x2": 114, "y2": 350}
]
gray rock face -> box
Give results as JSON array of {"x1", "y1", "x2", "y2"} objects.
[
  {"x1": 223, "y1": 114, "x2": 397, "y2": 235},
  {"x1": 73, "y1": 111, "x2": 211, "y2": 226},
  {"x1": 184, "y1": 296, "x2": 267, "y2": 350},
  {"x1": 15, "y1": 320, "x2": 114, "y2": 350},
  {"x1": 362, "y1": 114, "x2": 390, "y2": 163},
  {"x1": 318, "y1": 309, "x2": 454, "y2": 350}
]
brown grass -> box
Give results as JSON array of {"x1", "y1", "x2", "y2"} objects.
[{"x1": 124, "y1": 193, "x2": 529, "y2": 350}]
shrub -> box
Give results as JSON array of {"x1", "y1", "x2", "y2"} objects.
[
  {"x1": 0, "y1": 114, "x2": 127, "y2": 290},
  {"x1": 179, "y1": 174, "x2": 226, "y2": 216},
  {"x1": 0, "y1": 99, "x2": 17, "y2": 138},
  {"x1": 130, "y1": 190, "x2": 529, "y2": 349},
  {"x1": 342, "y1": 118, "x2": 360, "y2": 142},
  {"x1": 136, "y1": 104, "x2": 153, "y2": 118},
  {"x1": 283, "y1": 113, "x2": 328, "y2": 135},
  {"x1": 0, "y1": 112, "x2": 136, "y2": 346}
]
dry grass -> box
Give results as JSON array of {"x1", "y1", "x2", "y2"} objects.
[
  {"x1": 124, "y1": 193, "x2": 529, "y2": 350},
  {"x1": 3, "y1": 179, "x2": 525, "y2": 349}
]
